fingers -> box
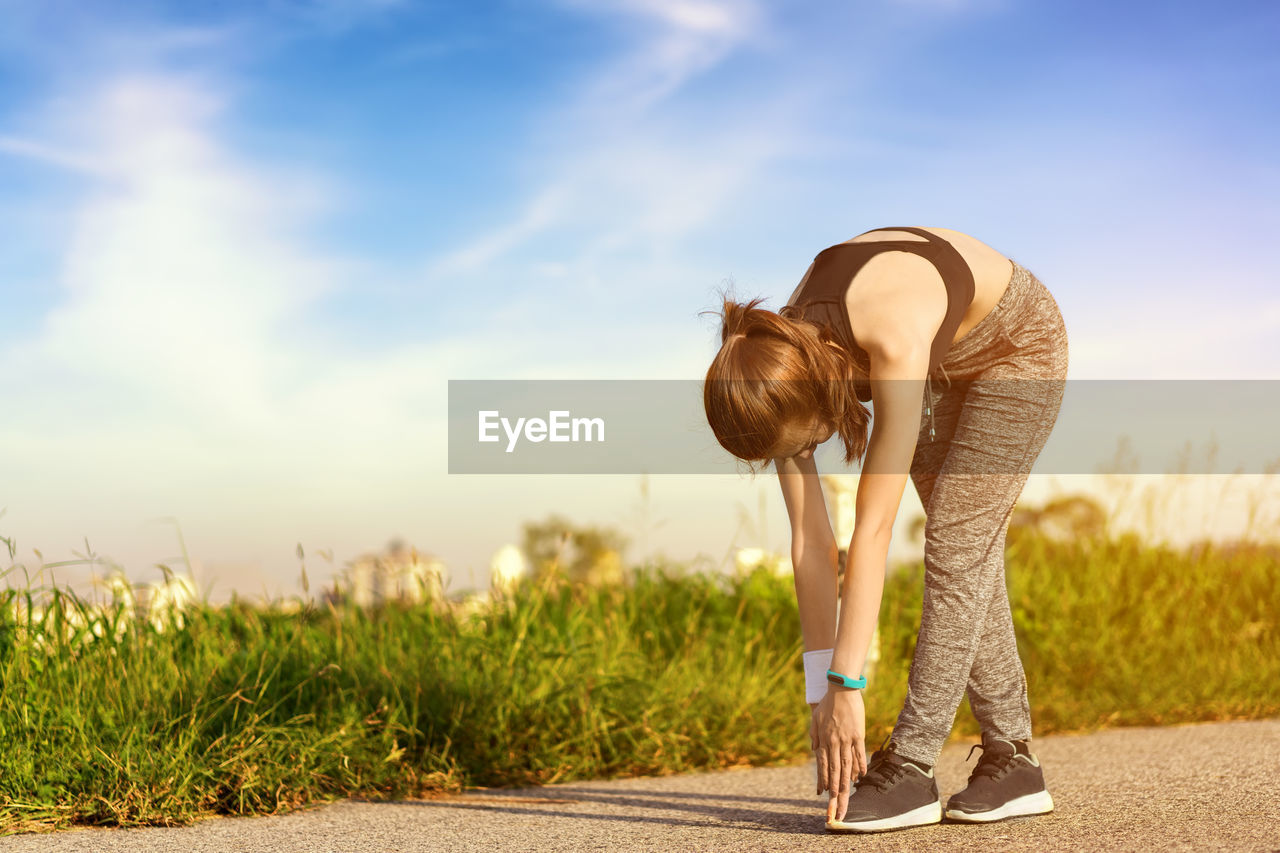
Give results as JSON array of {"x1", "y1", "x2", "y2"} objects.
[
  {"x1": 809, "y1": 711, "x2": 821, "y2": 792},
  {"x1": 823, "y1": 739, "x2": 852, "y2": 814},
  {"x1": 854, "y1": 738, "x2": 868, "y2": 780},
  {"x1": 836, "y1": 741, "x2": 853, "y2": 821},
  {"x1": 826, "y1": 743, "x2": 842, "y2": 801},
  {"x1": 820, "y1": 749, "x2": 844, "y2": 825}
]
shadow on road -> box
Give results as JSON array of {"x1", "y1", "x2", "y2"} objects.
[{"x1": 400, "y1": 786, "x2": 826, "y2": 836}]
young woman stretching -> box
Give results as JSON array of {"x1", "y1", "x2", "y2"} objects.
[{"x1": 703, "y1": 226, "x2": 1068, "y2": 833}]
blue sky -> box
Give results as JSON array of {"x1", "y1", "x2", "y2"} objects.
[{"x1": 1, "y1": 0, "x2": 1277, "y2": 601}]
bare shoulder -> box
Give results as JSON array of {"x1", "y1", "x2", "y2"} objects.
[
  {"x1": 924, "y1": 226, "x2": 1003, "y2": 255},
  {"x1": 844, "y1": 251, "x2": 947, "y2": 356},
  {"x1": 788, "y1": 226, "x2": 997, "y2": 355},
  {"x1": 845, "y1": 225, "x2": 985, "y2": 248}
]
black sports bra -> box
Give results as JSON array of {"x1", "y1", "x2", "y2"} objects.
[{"x1": 782, "y1": 226, "x2": 976, "y2": 403}]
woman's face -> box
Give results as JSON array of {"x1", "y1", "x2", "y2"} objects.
[{"x1": 772, "y1": 413, "x2": 834, "y2": 460}]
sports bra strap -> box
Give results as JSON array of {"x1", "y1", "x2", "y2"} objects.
[{"x1": 862, "y1": 226, "x2": 939, "y2": 242}]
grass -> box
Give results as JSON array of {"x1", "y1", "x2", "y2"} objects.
[
  {"x1": 1, "y1": 517, "x2": 1277, "y2": 835},
  {"x1": 872, "y1": 529, "x2": 1280, "y2": 738}
]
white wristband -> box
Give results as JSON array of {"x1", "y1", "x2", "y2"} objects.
[{"x1": 803, "y1": 648, "x2": 834, "y2": 705}]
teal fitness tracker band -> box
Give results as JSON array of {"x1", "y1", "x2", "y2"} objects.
[{"x1": 826, "y1": 669, "x2": 867, "y2": 689}]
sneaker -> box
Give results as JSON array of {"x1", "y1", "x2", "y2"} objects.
[
  {"x1": 826, "y1": 741, "x2": 943, "y2": 834},
  {"x1": 944, "y1": 733, "x2": 1055, "y2": 823}
]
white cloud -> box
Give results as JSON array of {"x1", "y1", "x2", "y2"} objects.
[
  {"x1": 424, "y1": 186, "x2": 570, "y2": 278},
  {"x1": 560, "y1": 0, "x2": 762, "y2": 113},
  {"x1": 6, "y1": 76, "x2": 335, "y2": 430},
  {"x1": 0, "y1": 73, "x2": 500, "y2": 590},
  {"x1": 0, "y1": 135, "x2": 107, "y2": 175},
  {"x1": 417, "y1": 0, "x2": 791, "y2": 291}
]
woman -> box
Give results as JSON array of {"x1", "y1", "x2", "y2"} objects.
[{"x1": 703, "y1": 226, "x2": 1068, "y2": 833}]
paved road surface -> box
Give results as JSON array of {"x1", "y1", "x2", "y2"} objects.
[{"x1": 4, "y1": 718, "x2": 1278, "y2": 852}]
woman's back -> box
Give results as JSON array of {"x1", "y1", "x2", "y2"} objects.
[{"x1": 787, "y1": 226, "x2": 1015, "y2": 352}]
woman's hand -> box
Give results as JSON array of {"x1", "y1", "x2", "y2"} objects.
[{"x1": 810, "y1": 687, "x2": 867, "y2": 822}]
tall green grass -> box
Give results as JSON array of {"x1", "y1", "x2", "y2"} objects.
[
  {"x1": 1, "y1": 526, "x2": 1277, "y2": 835},
  {"x1": 873, "y1": 530, "x2": 1280, "y2": 738}
]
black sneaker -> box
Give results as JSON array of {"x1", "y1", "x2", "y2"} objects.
[
  {"x1": 944, "y1": 733, "x2": 1055, "y2": 823},
  {"x1": 826, "y1": 741, "x2": 942, "y2": 834}
]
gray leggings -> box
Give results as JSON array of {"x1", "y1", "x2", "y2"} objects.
[{"x1": 890, "y1": 259, "x2": 1069, "y2": 766}]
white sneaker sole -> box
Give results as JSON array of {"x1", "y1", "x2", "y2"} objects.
[
  {"x1": 826, "y1": 799, "x2": 943, "y2": 833},
  {"x1": 945, "y1": 789, "x2": 1055, "y2": 823}
]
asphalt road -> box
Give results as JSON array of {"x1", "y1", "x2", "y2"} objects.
[{"x1": 4, "y1": 718, "x2": 1278, "y2": 852}]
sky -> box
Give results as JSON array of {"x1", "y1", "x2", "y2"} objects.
[{"x1": 1, "y1": 0, "x2": 1277, "y2": 604}]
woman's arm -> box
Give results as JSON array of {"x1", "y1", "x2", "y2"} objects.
[
  {"x1": 829, "y1": 252, "x2": 941, "y2": 680},
  {"x1": 774, "y1": 448, "x2": 844, "y2": 804},
  {"x1": 773, "y1": 341, "x2": 928, "y2": 684},
  {"x1": 809, "y1": 340, "x2": 933, "y2": 824},
  {"x1": 774, "y1": 451, "x2": 838, "y2": 656},
  {"x1": 828, "y1": 339, "x2": 928, "y2": 682},
  {"x1": 775, "y1": 255, "x2": 836, "y2": 657}
]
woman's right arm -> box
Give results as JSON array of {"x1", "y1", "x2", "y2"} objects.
[
  {"x1": 776, "y1": 450, "x2": 848, "y2": 804},
  {"x1": 776, "y1": 256, "x2": 833, "y2": 646},
  {"x1": 774, "y1": 452, "x2": 839, "y2": 658}
]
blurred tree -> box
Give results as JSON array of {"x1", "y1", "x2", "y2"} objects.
[
  {"x1": 1009, "y1": 494, "x2": 1108, "y2": 543},
  {"x1": 520, "y1": 514, "x2": 631, "y2": 586},
  {"x1": 908, "y1": 513, "x2": 926, "y2": 544}
]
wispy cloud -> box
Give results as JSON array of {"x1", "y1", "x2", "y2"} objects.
[
  {"x1": 0, "y1": 8, "x2": 241, "y2": 79},
  {"x1": 561, "y1": 0, "x2": 763, "y2": 112},
  {"x1": 0, "y1": 135, "x2": 107, "y2": 175},
  {"x1": 424, "y1": 186, "x2": 571, "y2": 278},
  {"x1": 271, "y1": 0, "x2": 411, "y2": 35},
  {"x1": 419, "y1": 0, "x2": 785, "y2": 292}
]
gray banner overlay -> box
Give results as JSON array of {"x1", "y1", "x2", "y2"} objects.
[{"x1": 448, "y1": 380, "x2": 1279, "y2": 475}]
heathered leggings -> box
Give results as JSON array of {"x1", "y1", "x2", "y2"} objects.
[{"x1": 889, "y1": 259, "x2": 1069, "y2": 767}]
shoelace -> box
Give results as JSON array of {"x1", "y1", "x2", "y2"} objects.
[
  {"x1": 857, "y1": 750, "x2": 910, "y2": 793},
  {"x1": 964, "y1": 742, "x2": 1019, "y2": 783}
]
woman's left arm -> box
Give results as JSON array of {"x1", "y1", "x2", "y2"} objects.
[{"x1": 813, "y1": 334, "x2": 929, "y2": 823}]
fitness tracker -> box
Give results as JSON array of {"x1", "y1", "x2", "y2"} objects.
[{"x1": 826, "y1": 669, "x2": 867, "y2": 689}]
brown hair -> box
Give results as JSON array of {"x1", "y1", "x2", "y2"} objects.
[{"x1": 702, "y1": 292, "x2": 871, "y2": 471}]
